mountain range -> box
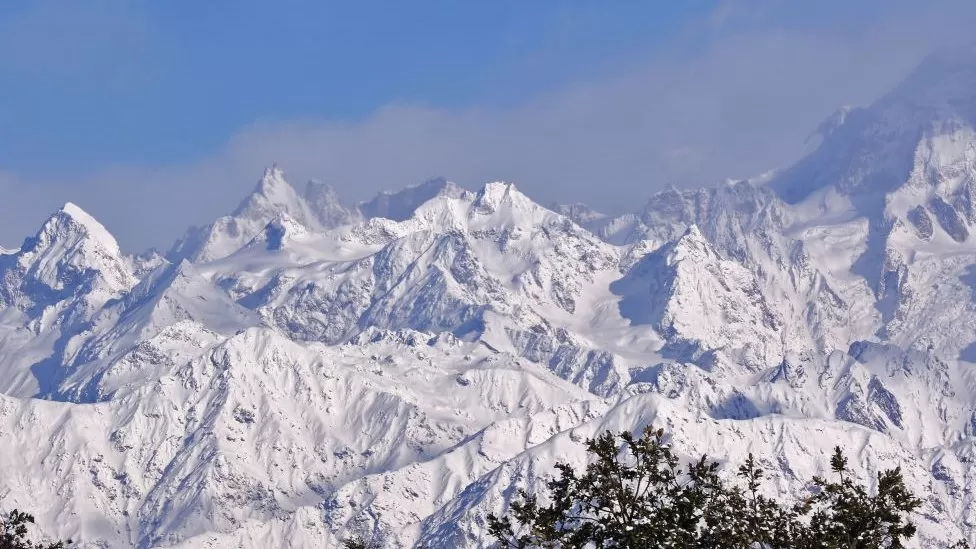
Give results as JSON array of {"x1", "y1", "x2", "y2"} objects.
[{"x1": 5, "y1": 47, "x2": 976, "y2": 547}]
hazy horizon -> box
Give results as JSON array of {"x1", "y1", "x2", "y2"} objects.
[{"x1": 2, "y1": 0, "x2": 975, "y2": 252}]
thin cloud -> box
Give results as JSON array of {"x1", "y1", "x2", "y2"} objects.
[{"x1": 0, "y1": 0, "x2": 973, "y2": 251}]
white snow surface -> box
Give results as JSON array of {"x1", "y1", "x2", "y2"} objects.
[{"x1": 7, "y1": 50, "x2": 976, "y2": 548}]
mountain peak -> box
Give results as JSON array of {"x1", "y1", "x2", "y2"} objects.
[
  {"x1": 359, "y1": 177, "x2": 468, "y2": 221},
  {"x1": 55, "y1": 202, "x2": 121, "y2": 256},
  {"x1": 259, "y1": 164, "x2": 286, "y2": 188},
  {"x1": 61, "y1": 201, "x2": 88, "y2": 219},
  {"x1": 669, "y1": 224, "x2": 714, "y2": 260},
  {"x1": 0, "y1": 202, "x2": 134, "y2": 315},
  {"x1": 304, "y1": 180, "x2": 359, "y2": 228},
  {"x1": 233, "y1": 165, "x2": 306, "y2": 219},
  {"x1": 169, "y1": 166, "x2": 321, "y2": 263},
  {"x1": 479, "y1": 181, "x2": 517, "y2": 197},
  {"x1": 473, "y1": 181, "x2": 529, "y2": 213}
]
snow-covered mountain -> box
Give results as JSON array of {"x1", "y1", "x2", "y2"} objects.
[
  {"x1": 5, "y1": 49, "x2": 976, "y2": 548},
  {"x1": 167, "y1": 166, "x2": 360, "y2": 264}
]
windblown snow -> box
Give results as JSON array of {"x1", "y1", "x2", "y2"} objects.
[{"x1": 6, "y1": 48, "x2": 976, "y2": 548}]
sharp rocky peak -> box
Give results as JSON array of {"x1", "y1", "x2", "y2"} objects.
[
  {"x1": 43, "y1": 202, "x2": 123, "y2": 256},
  {"x1": 169, "y1": 166, "x2": 324, "y2": 263},
  {"x1": 474, "y1": 181, "x2": 524, "y2": 208},
  {"x1": 659, "y1": 225, "x2": 716, "y2": 262},
  {"x1": 0, "y1": 202, "x2": 134, "y2": 315},
  {"x1": 232, "y1": 165, "x2": 314, "y2": 226},
  {"x1": 15, "y1": 203, "x2": 124, "y2": 265}
]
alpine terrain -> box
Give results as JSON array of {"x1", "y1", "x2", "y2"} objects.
[{"x1": 5, "y1": 48, "x2": 976, "y2": 548}]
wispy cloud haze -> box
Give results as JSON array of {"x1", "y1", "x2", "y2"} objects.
[{"x1": 1, "y1": 0, "x2": 974, "y2": 251}]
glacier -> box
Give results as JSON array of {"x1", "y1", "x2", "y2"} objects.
[{"x1": 5, "y1": 48, "x2": 976, "y2": 547}]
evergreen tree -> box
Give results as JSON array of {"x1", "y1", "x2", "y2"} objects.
[
  {"x1": 488, "y1": 428, "x2": 726, "y2": 548},
  {"x1": 705, "y1": 453, "x2": 806, "y2": 548},
  {"x1": 796, "y1": 446, "x2": 922, "y2": 549},
  {"x1": 0, "y1": 509, "x2": 71, "y2": 549},
  {"x1": 488, "y1": 429, "x2": 927, "y2": 549}
]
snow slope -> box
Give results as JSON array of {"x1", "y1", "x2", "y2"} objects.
[{"x1": 5, "y1": 48, "x2": 976, "y2": 548}]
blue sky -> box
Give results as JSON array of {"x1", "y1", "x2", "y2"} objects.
[
  {"x1": 0, "y1": 1, "x2": 713, "y2": 173},
  {"x1": 0, "y1": 0, "x2": 974, "y2": 250}
]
